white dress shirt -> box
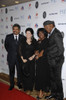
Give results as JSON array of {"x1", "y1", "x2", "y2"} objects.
[{"x1": 14, "y1": 34, "x2": 19, "y2": 41}]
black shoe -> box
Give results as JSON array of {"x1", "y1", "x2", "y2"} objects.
[
  {"x1": 45, "y1": 94, "x2": 56, "y2": 99},
  {"x1": 8, "y1": 86, "x2": 14, "y2": 90},
  {"x1": 36, "y1": 96, "x2": 42, "y2": 100},
  {"x1": 18, "y1": 84, "x2": 22, "y2": 89}
]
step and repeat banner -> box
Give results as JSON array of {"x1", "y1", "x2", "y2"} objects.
[{"x1": 0, "y1": 0, "x2": 66, "y2": 97}]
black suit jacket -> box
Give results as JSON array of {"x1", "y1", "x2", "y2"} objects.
[
  {"x1": 47, "y1": 28, "x2": 64, "y2": 66},
  {"x1": 5, "y1": 33, "x2": 25, "y2": 66}
]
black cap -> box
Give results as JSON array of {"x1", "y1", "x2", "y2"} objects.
[{"x1": 43, "y1": 20, "x2": 55, "y2": 26}]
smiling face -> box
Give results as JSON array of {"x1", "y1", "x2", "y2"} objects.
[
  {"x1": 26, "y1": 31, "x2": 32, "y2": 39},
  {"x1": 44, "y1": 25, "x2": 51, "y2": 33},
  {"x1": 38, "y1": 31, "x2": 45, "y2": 40},
  {"x1": 13, "y1": 26, "x2": 20, "y2": 35},
  {"x1": 44, "y1": 24, "x2": 54, "y2": 34}
]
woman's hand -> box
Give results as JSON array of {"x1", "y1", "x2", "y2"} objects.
[
  {"x1": 35, "y1": 50, "x2": 39, "y2": 56},
  {"x1": 29, "y1": 56, "x2": 33, "y2": 61},
  {"x1": 21, "y1": 56, "x2": 27, "y2": 63},
  {"x1": 29, "y1": 55, "x2": 35, "y2": 61},
  {"x1": 35, "y1": 50, "x2": 44, "y2": 60},
  {"x1": 23, "y1": 59, "x2": 27, "y2": 63},
  {"x1": 35, "y1": 55, "x2": 39, "y2": 60}
]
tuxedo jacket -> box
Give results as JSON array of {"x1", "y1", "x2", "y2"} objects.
[
  {"x1": 5, "y1": 33, "x2": 25, "y2": 66},
  {"x1": 47, "y1": 28, "x2": 64, "y2": 66}
]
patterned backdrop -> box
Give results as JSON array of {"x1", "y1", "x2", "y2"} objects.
[{"x1": 0, "y1": 0, "x2": 66, "y2": 97}]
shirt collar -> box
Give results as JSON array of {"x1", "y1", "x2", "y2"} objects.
[
  {"x1": 47, "y1": 27, "x2": 55, "y2": 38},
  {"x1": 50, "y1": 27, "x2": 55, "y2": 34},
  {"x1": 14, "y1": 34, "x2": 19, "y2": 40}
]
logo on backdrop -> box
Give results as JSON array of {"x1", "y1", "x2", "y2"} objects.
[
  {"x1": 11, "y1": 24, "x2": 13, "y2": 28},
  {"x1": 21, "y1": 15, "x2": 24, "y2": 19},
  {"x1": 35, "y1": 1, "x2": 39, "y2": 9},
  {"x1": 41, "y1": 1, "x2": 49, "y2": 5},
  {"x1": 21, "y1": 6, "x2": 24, "y2": 10},
  {"x1": 21, "y1": 25, "x2": 25, "y2": 27},
  {"x1": 28, "y1": 3, "x2": 32, "y2": 9},
  {"x1": 15, "y1": 6, "x2": 18, "y2": 10},
  {"x1": 0, "y1": 33, "x2": 4, "y2": 35},
  {"x1": 0, "y1": 9, "x2": 3, "y2": 14},
  {"x1": 5, "y1": 25, "x2": 8, "y2": 29},
  {"x1": 49, "y1": 12, "x2": 58, "y2": 15},
  {"x1": 1, "y1": 18, "x2": 3, "y2": 22},
  {"x1": 1, "y1": 60, "x2": 4, "y2": 64},
  {"x1": 43, "y1": 11, "x2": 47, "y2": 18},
  {"x1": 28, "y1": 15, "x2": 31, "y2": 19},
  {"x1": 58, "y1": 23, "x2": 66, "y2": 25},
  {"x1": 51, "y1": 0, "x2": 57, "y2": 3},
  {"x1": 60, "y1": 9, "x2": 66, "y2": 14},
  {"x1": 5, "y1": 8, "x2": 8, "y2": 14},
  {"x1": 2, "y1": 46, "x2": 4, "y2": 50},
  {"x1": 9, "y1": 9, "x2": 14, "y2": 11},
  {"x1": 27, "y1": 23, "x2": 31, "y2": 27},
  {"x1": 35, "y1": 24, "x2": 38, "y2": 28},
  {"x1": 6, "y1": 17, "x2": 8, "y2": 22},
  {"x1": 35, "y1": 13, "x2": 38, "y2": 19},
  {"x1": 14, "y1": 17, "x2": 19, "y2": 20},
  {"x1": 2, "y1": 54, "x2": 4, "y2": 58},
  {"x1": 61, "y1": 0, "x2": 66, "y2": 2},
  {"x1": 10, "y1": 16, "x2": 13, "y2": 22},
  {"x1": 6, "y1": 61, "x2": 8, "y2": 65},
  {"x1": 5, "y1": 32, "x2": 8, "y2": 35},
  {"x1": 0, "y1": 25, "x2": 3, "y2": 28},
  {"x1": 1, "y1": 39, "x2": 4, "y2": 44}
]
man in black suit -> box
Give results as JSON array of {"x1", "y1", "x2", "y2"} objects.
[
  {"x1": 43, "y1": 20, "x2": 64, "y2": 100},
  {"x1": 5, "y1": 24, "x2": 25, "y2": 90}
]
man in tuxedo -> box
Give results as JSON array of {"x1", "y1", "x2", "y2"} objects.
[
  {"x1": 5, "y1": 24, "x2": 25, "y2": 90},
  {"x1": 43, "y1": 20, "x2": 64, "y2": 100}
]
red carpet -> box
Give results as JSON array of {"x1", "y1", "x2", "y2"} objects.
[{"x1": 0, "y1": 82, "x2": 36, "y2": 100}]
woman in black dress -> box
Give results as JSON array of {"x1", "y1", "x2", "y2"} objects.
[
  {"x1": 19, "y1": 28, "x2": 37, "y2": 94},
  {"x1": 35, "y1": 28, "x2": 50, "y2": 98}
]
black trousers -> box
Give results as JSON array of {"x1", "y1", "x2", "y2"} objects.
[
  {"x1": 8, "y1": 58, "x2": 22, "y2": 87},
  {"x1": 50, "y1": 59, "x2": 64, "y2": 100}
]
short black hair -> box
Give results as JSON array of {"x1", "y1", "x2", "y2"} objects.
[
  {"x1": 25, "y1": 28, "x2": 34, "y2": 35},
  {"x1": 43, "y1": 20, "x2": 55, "y2": 27},
  {"x1": 37, "y1": 28, "x2": 48, "y2": 38},
  {"x1": 12, "y1": 24, "x2": 20, "y2": 30}
]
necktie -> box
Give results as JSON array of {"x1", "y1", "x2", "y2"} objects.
[
  {"x1": 15, "y1": 36, "x2": 18, "y2": 45},
  {"x1": 16, "y1": 36, "x2": 17, "y2": 41}
]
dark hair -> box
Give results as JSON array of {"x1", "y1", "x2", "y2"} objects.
[
  {"x1": 25, "y1": 28, "x2": 36, "y2": 43},
  {"x1": 43, "y1": 20, "x2": 55, "y2": 27},
  {"x1": 37, "y1": 28, "x2": 48, "y2": 38},
  {"x1": 25, "y1": 28, "x2": 34, "y2": 35},
  {"x1": 12, "y1": 24, "x2": 20, "y2": 30}
]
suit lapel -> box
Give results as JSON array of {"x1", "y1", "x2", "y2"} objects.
[
  {"x1": 11, "y1": 34, "x2": 14, "y2": 41},
  {"x1": 49, "y1": 28, "x2": 56, "y2": 39},
  {"x1": 18, "y1": 34, "x2": 20, "y2": 41}
]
